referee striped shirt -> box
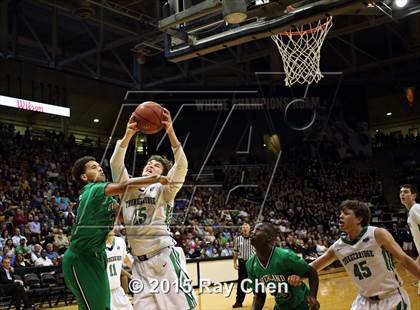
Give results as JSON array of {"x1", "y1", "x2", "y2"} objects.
[{"x1": 234, "y1": 235, "x2": 254, "y2": 261}]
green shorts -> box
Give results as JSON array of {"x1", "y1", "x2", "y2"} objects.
[{"x1": 63, "y1": 247, "x2": 110, "y2": 310}]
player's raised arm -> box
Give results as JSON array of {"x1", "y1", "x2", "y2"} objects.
[
  {"x1": 161, "y1": 108, "x2": 188, "y2": 202},
  {"x1": 104, "y1": 175, "x2": 170, "y2": 197},
  {"x1": 310, "y1": 246, "x2": 337, "y2": 272},
  {"x1": 374, "y1": 227, "x2": 420, "y2": 279},
  {"x1": 110, "y1": 114, "x2": 139, "y2": 184}
]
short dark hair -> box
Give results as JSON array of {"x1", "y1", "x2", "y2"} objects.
[
  {"x1": 340, "y1": 200, "x2": 371, "y2": 227},
  {"x1": 147, "y1": 155, "x2": 173, "y2": 175},
  {"x1": 2, "y1": 257, "x2": 10, "y2": 264},
  {"x1": 260, "y1": 222, "x2": 277, "y2": 240},
  {"x1": 400, "y1": 184, "x2": 417, "y2": 195},
  {"x1": 72, "y1": 156, "x2": 96, "y2": 184}
]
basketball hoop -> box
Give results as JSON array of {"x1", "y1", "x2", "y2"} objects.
[{"x1": 271, "y1": 16, "x2": 333, "y2": 87}]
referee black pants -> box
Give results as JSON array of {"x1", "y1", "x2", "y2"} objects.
[{"x1": 236, "y1": 259, "x2": 248, "y2": 304}]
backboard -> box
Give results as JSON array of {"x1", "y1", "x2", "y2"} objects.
[{"x1": 159, "y1": 0, "x2": 386, "y2": 63}]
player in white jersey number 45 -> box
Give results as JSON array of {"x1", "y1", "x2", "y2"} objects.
[
  {"x1": 309, "y1": 200, "x2": 420, "y2": 310},
  {"x1": 289, "y1": 200, "x2": 420, "y2": 310}
]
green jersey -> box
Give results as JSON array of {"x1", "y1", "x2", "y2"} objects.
[
  {"x1": 246, "y1": 247, "x2": 310, "y2": 310},
  {"x1": 70, "y1": 182, "x2": 116, "y2": 254}
]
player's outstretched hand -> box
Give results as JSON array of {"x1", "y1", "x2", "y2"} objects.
[
  {"x1": 127, "y1": 113, "x2": 140, "y2": 135},
  {"x1": 307, "y1": 296, "x2": 320, "y2": 310},
  {"x1": 287, "y1": 275, "x2": 302, "y2": 287},
  {"x1": 161, "y1": 108, "x2": 173, "y2": 131}
]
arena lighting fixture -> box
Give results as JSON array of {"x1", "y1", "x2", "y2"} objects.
[
  {"x1": 93, "y1": 118, "x2": 100, "y2": 123},
  {"x1": 395, "y1": 0, "x2": 408, "y2": 8},
  {"x1": 386, "y1": 112, "x2": 392, "y2": 116},
  {"x1": 223, "y1": 0, "x2": 247, "y2": 24}
]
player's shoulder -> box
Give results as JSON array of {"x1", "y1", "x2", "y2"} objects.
[
  {"x1": 411, "y1": 203, "x2": 420, "y2": 214},
  {"x1": 246, "y1": 253, "x2": 257, "y2": 269},
  {"x1": 275, "y1": 246, "x2": 295, "y2": 257},
  {"x1": 82, "y1": 181, "x2": 108, "y2": 194},
  {"x1": 331, "y1": 235, "x2": 345, "y2": 248}
]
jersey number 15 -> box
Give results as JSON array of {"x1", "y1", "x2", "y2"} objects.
[{"x1": 134, "y1": 206, "x2": 147, "y2": 225}]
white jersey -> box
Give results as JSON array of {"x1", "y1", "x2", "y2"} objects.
[
  {"x1": 106, "y1": 236, "x2": 127, "y2": 290},
  {"x1": 331, "y1": 226, "x2": 402, "y2": 297},
  {"x1": 110, "y1": 140, "x2": 187, "y2": 256},
  {"x1": 407, "y1": 203, "x2": 420, "y2": 253}
]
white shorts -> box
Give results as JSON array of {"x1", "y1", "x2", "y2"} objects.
[
  {"x1": 132, "y1": 246, "x2": 197, "y2": 310},
  {"x1": 350, "y1": 288, "x2": 410, "y2": 310},
  {"x1": 111, "y1": 286, "x2": 133, "y2": 310}
]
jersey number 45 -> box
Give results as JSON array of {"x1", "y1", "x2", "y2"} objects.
[{"x1": 353, "y1": 261, "x2": 372, "y2": 280}]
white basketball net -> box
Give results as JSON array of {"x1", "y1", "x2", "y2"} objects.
[{"x1": 271, "y1": 16, "x2": 333, "y2": 87}]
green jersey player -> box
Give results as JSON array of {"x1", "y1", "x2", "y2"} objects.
[
  {"x1": 63, "y1": 156, "x2": 169, "y2": 310},
  {"x1": 246, "y1": 223, "x2": 320, "y2": 310}
]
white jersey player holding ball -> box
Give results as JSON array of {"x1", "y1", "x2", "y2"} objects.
[
  {"x1": 400, "y1": 183, "x2": 420, "y2": 295},
  {"x1": 106, "y1": 229, "x2": 133, "y2": 310},
  {"x1": 110, "y1": 108, "x2": 197, "y2": 310},
  {"x1": 309, "y1": 200, "x2": 420, "y2": 310}
]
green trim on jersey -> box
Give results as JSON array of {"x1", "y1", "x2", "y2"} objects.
[
  {"x1": 106, "y1": 238, "x2": 116, "y2": 251},
  {"x1": 396, "y1": 299, "x2": 408, "y2": 310},
  {"x1": 381, "y1": 248, "x2": 395, "y2": 271},
  {"x1": 246, "y1": 247, "x2": 310, "y2": 310},
  {"x1": 340, "y1": 226, "x2": 368, "y2": 245},
  {"x1": 169, "y1": 248, "x2": 197, "y2": 309},
  {"x1": 396, "y1": 289, "x2": 408, "y2": 310},
  {"x1": 70, "y1": 182, "x2": 116, "y2": 254}
]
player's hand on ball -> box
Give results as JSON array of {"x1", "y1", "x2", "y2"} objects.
[
  {"x1": 307, "y1": 296, "x2": 320, "y2": 310},
  {"x1": 161, "y1": 108, "x2": 173, "y2": 131},
  {"x1": 287, "y1": 275, "x2": 302, "y2": 287},
  {"x1": 127, "y1": 113, "x2": 140, "y2": 135}
]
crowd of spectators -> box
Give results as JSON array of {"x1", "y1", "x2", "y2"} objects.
[
  {"x1": 0, "y1": 123, "x2": 104, "y2": 269},
  {"x1": 373, "y1": 131, "x2": 420, "y2": 147},
  {"x1": 174, "y1": 147, "x2": 384, "y2": 261},
  {"x1": 0, "y1": 122, "x2": 389, "y2": 269}
]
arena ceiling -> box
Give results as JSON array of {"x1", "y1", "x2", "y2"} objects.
[{"x1": 1, "y1": 0, "x2": 420, "y2": 89}]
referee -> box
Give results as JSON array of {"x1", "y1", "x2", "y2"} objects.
[{"x1": 232, "y1": 223, "x2": 254, "y2": 308}]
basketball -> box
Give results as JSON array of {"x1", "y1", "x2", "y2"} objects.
[{"x1": 133, "y1": 101, "x2": 164, "y2": 134}]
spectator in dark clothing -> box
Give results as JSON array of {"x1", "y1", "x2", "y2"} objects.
[
  {"x1": 13, "y1": 253, "x2": 29, "y2": 269},
  {"x1": 13, "y1": 209, "x2": 28, "y2": 232},
  {"x1": 390, "y1": 223, "x2": 402, "y2": 247},
  {"x1": 0, "y1": 258, "x2": 32, "y2": 309}
]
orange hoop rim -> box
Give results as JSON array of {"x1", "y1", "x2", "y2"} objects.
[{"x1": 276, "y1": 16, "x2": 333, "y2": 37}]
